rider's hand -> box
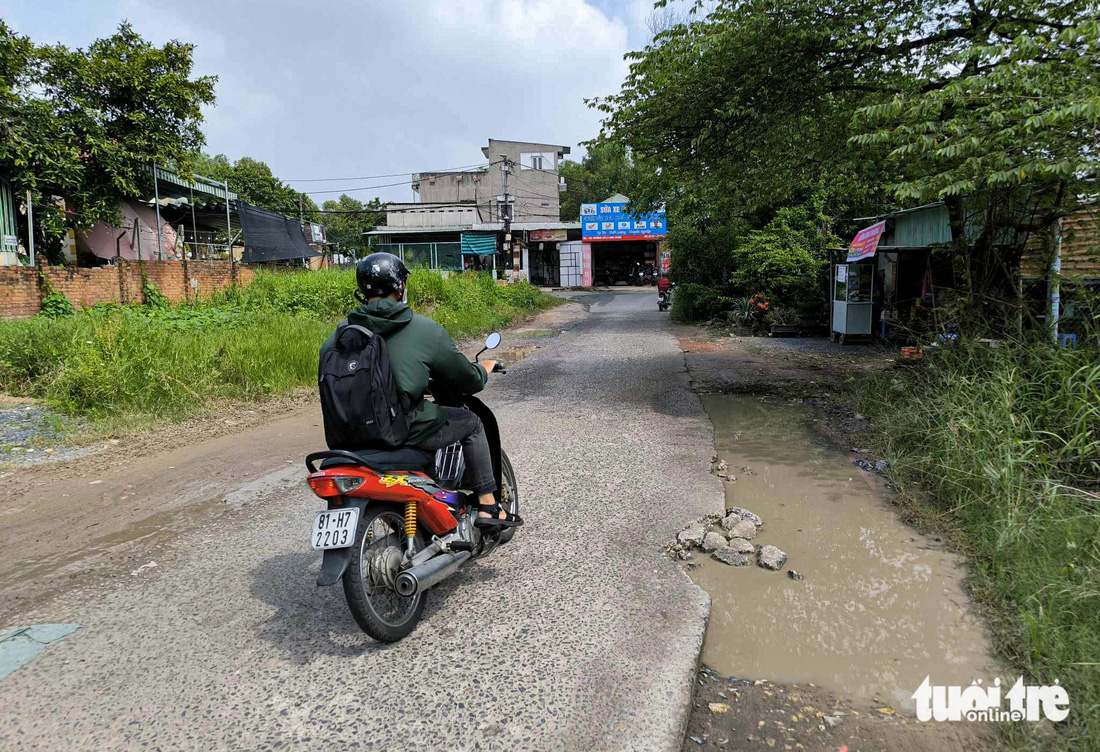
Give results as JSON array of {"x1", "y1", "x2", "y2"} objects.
[{"x1": 481, "y1": 359, "x2": 499, "y2": 374}]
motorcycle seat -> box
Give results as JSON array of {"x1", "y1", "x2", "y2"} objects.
[{"x1": 319, "y1": 447, "x2": 436, "y2": 473}]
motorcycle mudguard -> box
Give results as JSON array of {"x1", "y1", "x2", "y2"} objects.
[
  {"x1": 316, "y1": 498, "x2": 371, "y2": 587},
  {"x1": 317, "y1": 547, "x2": 354, "y2": 587}
]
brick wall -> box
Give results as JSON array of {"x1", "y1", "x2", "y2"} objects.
[{"x1": 0, "y1": 260, "x2": 255, "y2": 319}]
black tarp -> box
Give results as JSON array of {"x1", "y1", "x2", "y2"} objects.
[{"x1": 235, "y1": 200, "x2": 321, "y2": 262}]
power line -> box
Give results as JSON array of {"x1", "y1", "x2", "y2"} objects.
[
  {"x1": 300, "y1": 160, "x2": 506, "y2": 197},
  {"x1": 285, "y1": 161, "x2": 493, "y2": 184}
]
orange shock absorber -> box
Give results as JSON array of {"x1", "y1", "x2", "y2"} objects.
[{"x1": 404, "y1": 499, "x2": 417, "y2": 547}]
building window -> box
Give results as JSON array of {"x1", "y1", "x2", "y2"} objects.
[{"x1": 531, "y1": 155, "x2": 544, "y2": 170}]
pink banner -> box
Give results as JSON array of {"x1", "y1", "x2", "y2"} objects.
[{"x1": 846, "y1": 221, "x2": 886, "y2": 262}]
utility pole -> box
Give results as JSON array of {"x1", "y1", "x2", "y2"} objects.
[{"x1": 497, "y1": 155, "x2": 514, "y2": 280}]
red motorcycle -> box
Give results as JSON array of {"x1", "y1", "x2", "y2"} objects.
[{"x1": 304, "y1": 333, "x2": 520, "y2": 642}]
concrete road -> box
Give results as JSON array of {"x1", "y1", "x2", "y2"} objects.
[{"x1": 0, "y1": 290, "x2": 722, "y2": 752}]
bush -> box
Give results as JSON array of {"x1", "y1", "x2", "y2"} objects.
[
  {"x1": 671, "y1": 283, "x2": 733, "y2": 322},
  {"x1": 730, "y1": 206, "x2": 834, "y2": 304},
  {"x1": 0, "y1": 269, "x2": 558, "y2": 422},
  {"x1": 857, "y1": 341, "x2": 1100, "y2": 750},
  {"x1": 37, "y1": 274, "x2": 75, "y2": 319}
]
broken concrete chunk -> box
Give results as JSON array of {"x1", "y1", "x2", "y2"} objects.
[
  {"x1": 678, "y1": 526, "x2": 706, "y2": 547},
  {"x1": 757, "y1": 544, "x2": 788, "y2": 571},
  {"x1": 731, "y1": 520, "x2": 757, "y2": 540},
  {"x1": 726, "y1": 507, "x2": 763, "y2": 527},
  {"x1": 720, "y1": 512, "x2": 743, "y2": 531},
  {"x1": 713, "y1": 549, "x2": 751, "y2": 567},
  {"x1": 726, "y1": 538, "x2": 756, "y2": 555},
  {"x1": 701, "y1": 532, "x2": 727, "y2": 552}
]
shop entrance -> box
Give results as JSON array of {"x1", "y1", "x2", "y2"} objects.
[{"x1": 591, "y1": 240, "x2": 657, "y2": 286}]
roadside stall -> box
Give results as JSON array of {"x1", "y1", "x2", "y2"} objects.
[{"x1": 831, "y1": 221, "x2": 883, "y2": 343}]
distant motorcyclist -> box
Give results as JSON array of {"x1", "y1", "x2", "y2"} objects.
[
  {"x1": 657, "y1": 275, "x2": 671, "y2": 295},
  {"x1": 319, "y1": 253, "x2": 522, "y2": 527}
]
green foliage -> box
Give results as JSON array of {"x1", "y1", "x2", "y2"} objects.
[
  {"x1": 670, "y1": 283, "x2": 732, "y2": 323},
  {"x1": 0, "y1": 310, "x2": 327, "y2": 418},
  {"x1": 39, "y1": 293, "x2": 75, "y2": 319},
  {"x1": 850, "y1": 10, "x2": 1100, "y2": 207},
  {"x1": 0, "y1": 270, "x2": 557, "y2": 421},
  {"x1": 857, "y1": 341, "x2": 1100, "y2": 749},
  {"x1": 0, "y1": 22, "x2": 216, "y2": 237},
  {"x1": 36, "y1": 274, "x2": 74, "y2": 319},
  {"x1": 141, "y1": 277, "x2": 170, "y2": 310},
  {"x1": 559, "y1": 142, "x2": 646, "y2": 220},
  {"x1": 730, "y1": 206, "x2": 835, "y2": 305},
  {"x1": 215, "y1": 269, "x2": 359, "y2": 320},
  {"x1": 320, "y1": 195, "x2": 385, "y2": 257},
  {"x1": 193, "y1": 153, "x2": 320, "y2": 219},
  {"x1": 666, "y1": 210, "x2": 745, "y2": 290},
  {"x1": 730, "y1": 296, "x2": 754, "y2": 326}
]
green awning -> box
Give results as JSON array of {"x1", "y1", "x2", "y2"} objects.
[{"x1": 461, "y1": 232, "x2": 497, "y2": 255}]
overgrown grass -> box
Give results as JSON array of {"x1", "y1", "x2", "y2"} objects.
[
  {"x1": 856, "y1": 341, "x2": 1100, "y2": 750},
  {"x1": 0, "y1": 269, "x2": 557, "y2": 428}
]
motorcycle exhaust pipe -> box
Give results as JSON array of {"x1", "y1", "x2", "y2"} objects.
[{"x1": 394, "y1": 550, "x2": 472, "y2": 597}]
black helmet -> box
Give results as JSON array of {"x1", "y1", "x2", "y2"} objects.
[{"x1": 356, "y1": 252, "x2": 409, "y2": 302}]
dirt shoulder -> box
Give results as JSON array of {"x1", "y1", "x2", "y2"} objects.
[
  {"x1": 685, "y1": 670, "x2": 988, "y2": 752},
  {"x1": 0, "y1": 301, "x2": 587, "y2": 622},
  {"x1": 675, "y1": 325, "x2": 990, "y2": 752}
]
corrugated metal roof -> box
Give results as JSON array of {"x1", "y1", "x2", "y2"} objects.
[{"x1": 144, "y1": 165, "x2": 238, "y2": 202}]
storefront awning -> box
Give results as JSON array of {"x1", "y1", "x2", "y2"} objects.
[{"x1": 461, "y1": 232, "x2": 497, "y2": 255}]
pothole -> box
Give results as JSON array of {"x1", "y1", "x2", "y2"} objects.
[{"x1": 681, "y1": 394, "x2": 994, "y2": 712}]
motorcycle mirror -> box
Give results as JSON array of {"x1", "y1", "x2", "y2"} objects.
[{"x1": 476, "y1": 332, "x2": 502, "y2": 361}]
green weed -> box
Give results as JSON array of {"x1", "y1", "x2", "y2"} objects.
[
  {"x1": 857, "y1": 341, "x2": 1100, "y2": 750},
  {"x1": 0, "y1": 269, "x2": 557, "y2": 426}
]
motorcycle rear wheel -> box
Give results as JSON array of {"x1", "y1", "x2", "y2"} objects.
[
  {"x1": 497, "y1": 450, "x2": 521, "y2": 544},
  {"x1": 343, "y1": 503, "x2": 427, "y2": 642}
]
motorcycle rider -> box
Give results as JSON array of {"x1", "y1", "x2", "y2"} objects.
[
  {"x1": 657, "y1": 273, "x2": 671, "y2": 298},
  {"x1": 319, "y1": 252, "x2": 522, "y2": 527}
]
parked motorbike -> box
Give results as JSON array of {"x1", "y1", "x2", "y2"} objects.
[{"x1": 304, "y1": 332, "x2": 519, "y2": 642}]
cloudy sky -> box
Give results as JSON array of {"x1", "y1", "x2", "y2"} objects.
[{"x1": 3, "y1": 0, "x2": 662, "y2": 204}]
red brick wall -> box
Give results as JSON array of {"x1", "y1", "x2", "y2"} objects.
[{"x1": 0, "y1": 261, "x2": 255, "y2": 319}]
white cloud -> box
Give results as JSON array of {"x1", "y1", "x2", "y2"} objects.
[{"x1": 5, "y1": 0, "x2": 637, "y2": 202}]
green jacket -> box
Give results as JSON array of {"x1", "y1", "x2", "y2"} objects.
[{"x1": 320, "y1": 299, "x2": 488, "y2": 445}]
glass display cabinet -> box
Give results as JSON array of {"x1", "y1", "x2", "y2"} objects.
[{"x1": 831, "y1": 262, "x2": 873, "y2": 342}]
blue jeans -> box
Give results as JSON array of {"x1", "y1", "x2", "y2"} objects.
[{"x1": 413, "y1": 407, "x2": 496, "y2": 496}]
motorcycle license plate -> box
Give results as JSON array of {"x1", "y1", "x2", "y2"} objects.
[{"x1": 310, "y1": 508, "x2": 360, "y2": 550}]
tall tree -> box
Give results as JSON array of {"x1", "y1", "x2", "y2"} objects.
[
  {"x1": 193, "y1": 153, "x2": 319, "y2": 219},
  {"x1": 597, "y1": 0, "x2": 1100, "y2": 319},
  {"x1": 0, "y1": 22, "x2": 216, "y2": 260},
  {"x1": 321, "y1": 194, "x2": 385, "y2": 257},
  {"x1": 558, "y1": 142, "x2": 647, "y2": 220}
]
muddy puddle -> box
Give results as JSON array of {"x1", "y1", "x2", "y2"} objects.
[{"x1": 691, "y1": 395, "x2": 993, "y2": 711}]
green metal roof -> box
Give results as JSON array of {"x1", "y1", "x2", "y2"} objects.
[{"x1": 144, "y1": 165, "x2": 238, "y2": 202}]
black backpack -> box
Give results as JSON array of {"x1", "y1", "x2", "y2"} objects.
[{"x1": 318, "y1": 321, "x2": 410, "y2": 450}]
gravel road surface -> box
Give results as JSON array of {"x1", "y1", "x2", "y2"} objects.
[{"x1": 0, "y1": 290, "x2": 722, "y2": 752}]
